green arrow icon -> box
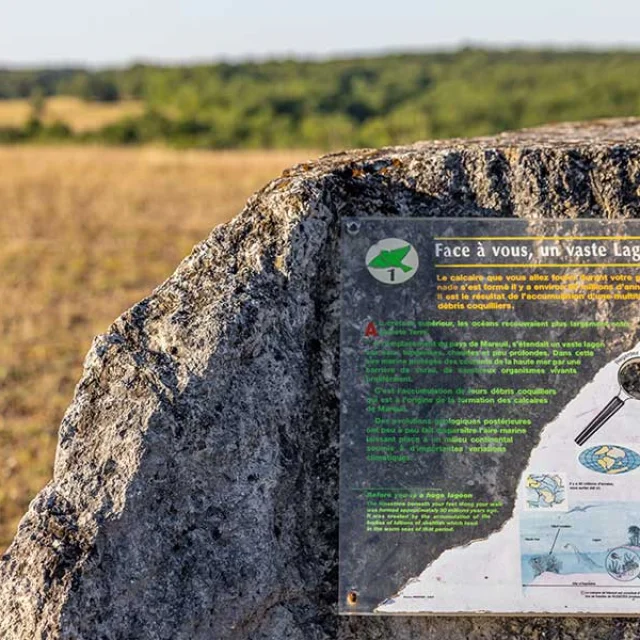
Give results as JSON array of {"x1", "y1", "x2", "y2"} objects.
[{"x1": 367, "y1": 245, "x2": 413, "y2": 273}]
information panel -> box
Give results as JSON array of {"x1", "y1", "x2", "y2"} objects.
[{"x1": 339, "y1": 218, "x2": 640, "y2": 615}]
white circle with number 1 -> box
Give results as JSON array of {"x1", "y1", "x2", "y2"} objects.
[{"x1": 365, "y1": 238, "x2": 419, "y2": 285}]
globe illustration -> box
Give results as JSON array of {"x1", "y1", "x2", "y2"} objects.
[{"x1": 579, "y1": 445, "x2": 640, "y2": 475}]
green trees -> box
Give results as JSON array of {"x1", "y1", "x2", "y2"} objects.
[{"x1": 3, "y1": 49, "x2": 640, "y2": 148}]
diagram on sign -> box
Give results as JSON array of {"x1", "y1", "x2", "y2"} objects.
[
  {"x1": 521, "y1": 503, "x2": 640, "y2": 586},
  {"x1": 525, "y1": 474, "x2": 566, "y2": 510},
  {"x1": 579, "y1": 445, "x2": 640, "y2": 475}
]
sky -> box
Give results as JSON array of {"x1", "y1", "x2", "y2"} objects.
[{"x1": 3, "y1": 0, "x2": 640, "y2": 67}]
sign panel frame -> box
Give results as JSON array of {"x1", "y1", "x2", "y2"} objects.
[{"x1": 339, "y1": 217, "x2": 640, "y2": 616}]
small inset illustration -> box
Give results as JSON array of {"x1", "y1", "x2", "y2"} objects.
[
  {"x1": 521, "y1": 503, "x2": 640, "y2": 587},
  {"x1": 606, "y1": 546, "x2": 640, "y2": 581},
  {"x1": 579, "y1": 444, "x2": 640, "y2": 475},
  {"x1": 524, "y1": 473, "x2": 566, "y2": 510},
  {"x1": 575, "y1": 356, "x2": 640, "y2": 446},
  {"x1": 365, "y1": 238, "x2": 419, "y2": 285}
]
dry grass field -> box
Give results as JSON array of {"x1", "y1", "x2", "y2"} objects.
[
  {"x1": 0, "y1": 96, "x2": 145, "y2": 131},
  {"x1": 0, "y1": 145, "x2": 315, "y2": 550}
]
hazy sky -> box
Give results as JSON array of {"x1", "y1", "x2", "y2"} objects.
[{"x1": 3, "y1": 0, "x2": 640, "y2": 67}]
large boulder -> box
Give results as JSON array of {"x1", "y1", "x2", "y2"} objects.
[{"x1": 3, "y1": 120, "x2": 640, "y2": 639}]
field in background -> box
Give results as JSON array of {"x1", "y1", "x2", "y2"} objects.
[
  {"x1": 0, "y1": 96, "x2": 145, "y2": 131},
  {"x1": 0, "y1": 146, "x2": 314, "y2": 550}
]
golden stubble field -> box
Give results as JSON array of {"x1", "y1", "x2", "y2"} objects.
[
  {"x1": 0, "y1": 96, "x2": 145, "y2": 131},
  {"x1": 0, "y1": 145, "x2": 315, "y2": 550}
]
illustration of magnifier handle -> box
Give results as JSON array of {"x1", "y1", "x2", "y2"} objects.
[
  {"x1": 575, "y1": 395, "x2": 625, "y2": 446},
  {"x1": 575, "y1": 356, "x2": 640, "y2": 447}
]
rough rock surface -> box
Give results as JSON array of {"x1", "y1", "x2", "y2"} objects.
[{"x1": 3, "y1": 119, "x2": 640, "y2": 639}]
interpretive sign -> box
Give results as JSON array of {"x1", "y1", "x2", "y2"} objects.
[{"x1": 339, "y1": 217, "x2": 640, "y2": 615}]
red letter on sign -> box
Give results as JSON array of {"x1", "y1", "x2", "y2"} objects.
[{"x1": 364, "y1": 322, "x2": 379, "y2": 337}]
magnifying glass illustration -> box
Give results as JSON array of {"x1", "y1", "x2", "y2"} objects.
[{"x1": 575, "y1": 357, "x2": 640, "y2": 446}]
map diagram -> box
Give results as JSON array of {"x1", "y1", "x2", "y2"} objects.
[
  {"x1": 525, "y1": 474, "x2": 566, "y2": 510},
  {"x1": 579, "y1": 445, "x2": 640, "y2": 475}
]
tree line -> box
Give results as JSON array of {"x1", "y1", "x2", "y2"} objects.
[{"x1": 3, "y1": 49, "x2": 640, "y2": 148}]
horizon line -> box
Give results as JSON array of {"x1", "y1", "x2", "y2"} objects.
[{"x1": 4, "y1": 40, "x2": 640, "y2": 71}]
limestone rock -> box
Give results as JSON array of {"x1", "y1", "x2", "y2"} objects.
[{"x1": 3, "y1": 119, "x2": 640, "y2": 638}]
